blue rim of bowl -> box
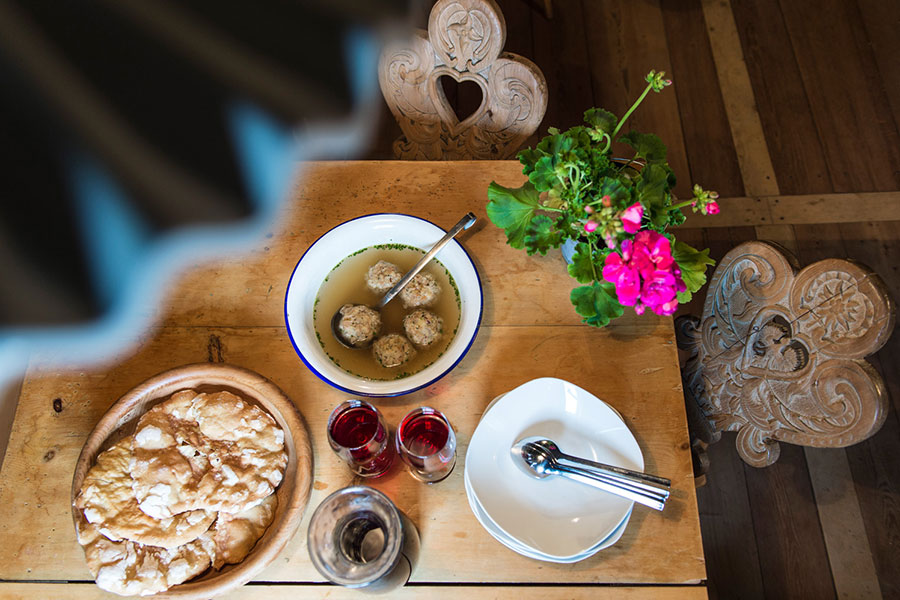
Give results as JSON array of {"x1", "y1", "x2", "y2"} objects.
[{"x1": 283, "y1": 213, "x2": 484, "y2": 398}]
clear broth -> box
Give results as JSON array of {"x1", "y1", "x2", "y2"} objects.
[{"x1": 313, "y1": 245, "x2": 460, "y2": 380}]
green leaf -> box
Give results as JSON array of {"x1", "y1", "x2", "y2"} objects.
[
  {"x1": 535, "y1": 129, "x2": 576, "y2": 158},
  {"x1": 584, "y1": 108, "x2": 618, "y2": 135},
  {"x1": 619, "y1": 131, "x2": 668, "y2": 163},
  {"x1": 635, "y1": 163, "x2": 671, "y2": 228},
  {"x1": 596, "y1": 177, "x2": 631, "y2": 207},
  {"x1": 567, "y1": 242, "x2": 596, "y2": 283},
  {"x1": 524, "y1": 215, "x2": 563, "y2": 255},
  {"x1": 486, "y1": 181, "x2": 541, "y2": 249},
  {"x1": 528, "y1": 155, "x2": 558, "y2": 191},
  {"x1": 517, "y1": 147, "x2": 543, "y2": 173},
  {"x1": 668, "y1": 207, "x2": 686, "y2": 227},
  {"x1": 570, "y1": 281, "x2": 624, "y2": 327},
  {"x1": 672, "y1": 241, "x2": 716, "y2": 302}
]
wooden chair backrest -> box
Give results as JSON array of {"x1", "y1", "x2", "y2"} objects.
[
  {"x1": 677, "y1": 241, "x2": 895, "y2": 468},
  {"x1": 378, "y1": 0, "x2": 547, "y2": 160}
]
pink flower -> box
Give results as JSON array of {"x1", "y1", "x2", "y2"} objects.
[
  {"x1": 640, "y1": 270, "x2": 677, "y2": 311},
  {"x1": 603, "y1": 230, "x2": 686, "y2": 316},
  {"x1": 620, "y1": 238, "x2": 634, "y2": 262},
  {"x1": 643, "y1": 231, "x2": 674, "y2": 271},
  {"x1": 673, "y1": 266, "x2": 687, "y2": 293},
  {"x1": 584, "y1": 220, "x2": 599, "y2": 233},
  {"x1": 630, "y1": 230, "x2": 673, "y2": 277},
  {"x1": 691, "y1": 185, "x2": 721, "y2": 216},
  {"x1": 655, "y1": 299, "x2": 679, "y2": 315},
  {"x1": 621, "y1": 202, "x2": 643, "y2": 234},
  {"x1": 602, "y1": 253, "x2": 641, "y2": 306}
]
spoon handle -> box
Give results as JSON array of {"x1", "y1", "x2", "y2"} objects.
[
  {"x1": 555, "y1": 452, "x2": 671, "y2": 489},
  {"x1": 376, "y1": 212, "x2": 477, "y2": 309},
  {"x1": 554, "y1": 465, "x2": 667, "y2": 511},
  {"x1": 560, "y1": 462, "x2": 672, "y2": 499}
]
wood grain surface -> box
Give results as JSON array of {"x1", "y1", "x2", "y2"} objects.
[
  {"x1": 368, "y1": 2, "x2": 900, "y2": 598},
  {"x1": 661, "y1": 0, "x2": 745, "y2": 199},
  {"x1": 0, "y1": 583, "x2": 709, "y2": 600},
  {"x1": 0, "y1": 161, "x2": 706, "y2": 595}
]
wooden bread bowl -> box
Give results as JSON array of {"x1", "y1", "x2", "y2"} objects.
[{"x1": 71, "y1": 363, "x2": 313, "y2": 599}]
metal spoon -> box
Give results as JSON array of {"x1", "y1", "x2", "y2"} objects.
[
  {"x1": 510, "y1": 440, "x2": 669, "y2": 511},
  {"x1": 529, "y1": 437, "x2": 672, "y2": 489},
  {"x1": 513, "y1": 437, "x2": 671, "y2": 497},
  {"x1": 331, "y1": 212, "x2": 477, "y2": 348},
  {"x1": 512, "y1": 440, "x2": 669, "y2": 499}
]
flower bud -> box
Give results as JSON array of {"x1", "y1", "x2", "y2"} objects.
[{"x1": 584, "y1": 220, "x2": 599, "y2": 233}]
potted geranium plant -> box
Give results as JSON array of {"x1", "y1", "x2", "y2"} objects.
[{"x1": 486, "y1": 70, "x2": 720, "y2": 327}]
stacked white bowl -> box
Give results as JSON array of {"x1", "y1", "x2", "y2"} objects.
[{"x1": 464, "y1": 378, "x2": 643, "y2": 562}]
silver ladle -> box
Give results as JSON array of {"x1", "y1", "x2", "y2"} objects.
[
  {"x1": 510, "y1": 437, "x2": 670, "y2": 511},
  {"x1": 331, "y1": 212, "x2": 477, "y2": 349}
]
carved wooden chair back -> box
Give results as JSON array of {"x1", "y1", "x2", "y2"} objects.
[
  {"x1": 676, "y1": 241, "x2": 895, "y2": 473},
  {"x1": 378, "y1": 0, "x2": 548, "y2": 160}
]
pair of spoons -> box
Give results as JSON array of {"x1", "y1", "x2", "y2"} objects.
[
  {"x1": 331, "y1": 213, "x2": 477, "y2": 349},
  {"x1": 511, "y1": 437, "x2": 671, "y2": 511}
]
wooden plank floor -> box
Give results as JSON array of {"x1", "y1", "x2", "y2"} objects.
[{"x1": 366, "y1": 1, "x2": 900, "y2": 598}]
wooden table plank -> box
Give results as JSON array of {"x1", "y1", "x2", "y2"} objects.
[
  {"x1": 161, "y1": 161, "x2": 587, "y2": 329},
  {"x1": 153, "y1": 164, "x2": 900, "y2": 338},
  {"x1": 531, "y1": 0, "x2": 593, "y2": 134},
  {"x1": 730, "y1": 0, "x2": 832, "y2": 195},
  {"x1": 744, "y1": 444, "x2": 837, "y2": 600},
  {"x1": 0, "y1": 323, "x2": 703, "y2": 584},
  {"x1": 836, "y1": 220, "x2": 900, "y2": 598},
  {"x1": 696, "y1": 437, "x2": 765, "y2": 600},
  {"x1": 856, "y1": 0, "x2": 900, "y2": 133},
  {"x1": 777, "y1": 0, "x2": 900, "y2": 193},
  {"x1": 0, "y1": 161, "x2": 705, "y2": 592},
  {"x1": 0, "y1": 583, "x2": 709, "y2": 600},
  {"x1": 582, "y1": 0, "x2": 692, "y2": 200},
  {"x1": 661, "y1": 0, "x2": 745, "y2": 199}
]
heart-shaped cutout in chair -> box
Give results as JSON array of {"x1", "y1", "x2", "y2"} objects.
[{"x1": 430, "y1": 69, "x2": 488, "y2": 139}]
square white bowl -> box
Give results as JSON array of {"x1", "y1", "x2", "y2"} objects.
[{"x1": 465, "y1": 378, "x2": 643, "y2": 559}]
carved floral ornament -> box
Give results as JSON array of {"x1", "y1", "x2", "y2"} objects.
[
  {"x1": 677, "y1": 241, "x2": 895, "y2": 467},
  {"x1": 378, "y1": 0, "x2": 548, "y2": 160}
]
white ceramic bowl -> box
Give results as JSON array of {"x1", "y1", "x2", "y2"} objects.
[
  {"x1": 465, "y1": 378, "x2": 643, "y2": 560},
  {"x1": 464, "y1": 467, "x2": 632, "y2": 562},
  {"x1": 284, "y1": 213, "x2": 483, "y2": 397},
  {"x1": 463, "y1": 392, "x2": 633, "y2": 562}
]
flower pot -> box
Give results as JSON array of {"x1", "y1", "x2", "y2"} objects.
[{"x1": 561, "y1": 238, "x2": 578, "y2": 264}]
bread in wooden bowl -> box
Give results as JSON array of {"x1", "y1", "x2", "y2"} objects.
[{"x1": 71, "y1": 363, "x2": 313, "y2": 598}]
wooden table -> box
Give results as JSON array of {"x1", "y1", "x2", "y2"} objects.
[{"x1": 0, "y1": 161, "x2": 706, "y2": 598}]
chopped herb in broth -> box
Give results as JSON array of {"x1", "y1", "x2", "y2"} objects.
[{"x1": 314, "y1": 245, "x2": 460, "y2": 380}]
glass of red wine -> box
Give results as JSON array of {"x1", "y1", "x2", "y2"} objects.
[
  {"x1": 327, "y1": 399, "x2": 394, "y2": 477},
  {"x1": 395, "y1": 407, "x2": 456, "y2": 483}
]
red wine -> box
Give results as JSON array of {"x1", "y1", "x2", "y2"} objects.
[
  {"x1": 396, "y1": 408, "x2": 456, "y2": 482},
  {"x1": 399, "y1": 413, "x2": 449, "y2": 457},
  {"x1": 328, "y1": 402, "x2": 394, "y2": 477},
  {"x1": 330, "y1": 406, "x2": 382, "y2": 449}
]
